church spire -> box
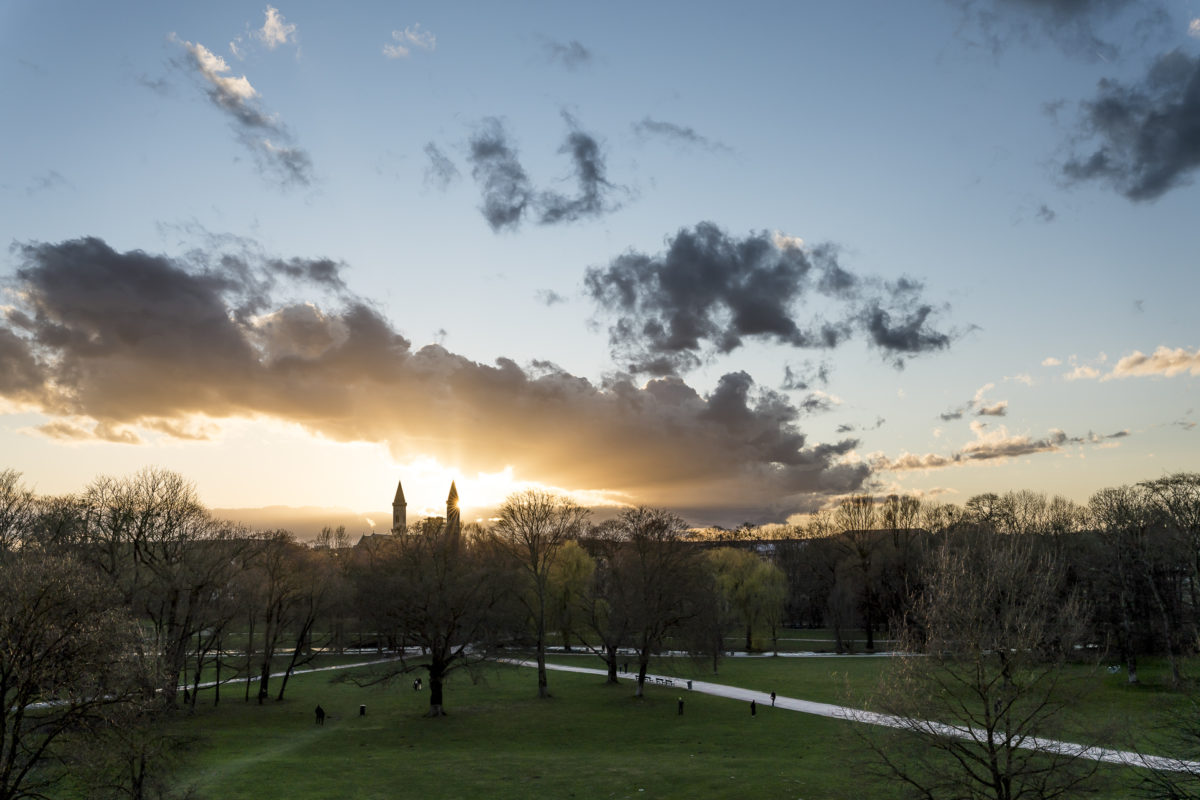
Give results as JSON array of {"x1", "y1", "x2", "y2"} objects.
[
  {"x1": 391, "y1": 479, "x2": 407, "y2": 533},
  {"x1": 445, "y1": 481, "x2": 461, "y2": 545}
]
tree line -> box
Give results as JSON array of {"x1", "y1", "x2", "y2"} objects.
[{"x1": 1, "y1": 466, "x2": 1198, "y2": 799}]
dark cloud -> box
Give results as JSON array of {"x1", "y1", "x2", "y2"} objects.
[
  {"x1": 632, "y1": 117, "x2": 731, "y2": 153},
  {"x1": 940, "y1": 407, "x2": 966, "y2": 421},
  {"x1": 0, "y1": 236, "x2": 871, "y2": 518},
  {"x1": 543, "y1": 38, "x2": 592, "y2": 70},
  {"x1": 781, "y1": 360, "x2": 831, "y2": 392},
  {"x1": 875, "y1": 422, "x2": 1131, "y2": 471},
  {"x1": 467, "y1": 118, "x2": 533, "y2": 231},
  {"x1": 423, "y1": 142, "x2": 460, "y2": 190},
  {"x1": 1036, "y1": 203, "x2": 1057, "y2": 222},
  {"x1": 949, "y1": 0, "x2": 1167, "y2": 61},
  {"x1": 537, "y1": 116, "x2": 620, "y2": 224},
  {"x1": 172, "y1": 35, "x2": 313, "y2": 188},
  {"x1": 1063, "y1": 50, "x2": 1200, "y2": 201},
  {"x1": 535, "y1": 289, "x2": 567, "y2": 306},
  {"x1": 466, "y1": 115, "x2": 624, "y2": 231},
  {"x1": 585, "y1": 223, "x2": 954, "y2": 375}
]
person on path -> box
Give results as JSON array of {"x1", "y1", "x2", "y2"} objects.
[
  {"x1": 770, "y1": 691, "x2": 776, "y2": 707},
  {"x1": 750, "y1": 699, "x2": 757, "y2": 716}
]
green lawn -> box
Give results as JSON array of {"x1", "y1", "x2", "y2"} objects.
[{"x1": 165, "y1": 656, "x2": 1161, "y2": 800}]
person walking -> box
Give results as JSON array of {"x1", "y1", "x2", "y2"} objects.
[
  {"x1": 677, "y1": 697, "x2": 684, "y2": 715},
  {"x1": 770, "y1": 691, "x2": 776, "y2": 707},
  {"x1": 750, "y1": 699, "x2": 757, "y2": 716}
]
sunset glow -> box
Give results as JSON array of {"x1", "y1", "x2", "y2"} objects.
[{"x1": 1, "y1": 3, "x2": 1196, "y2": 528}]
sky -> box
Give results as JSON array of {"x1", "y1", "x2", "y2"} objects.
[{"x1": 1, "y1": 0, "x2": 1198, "y2": 528}]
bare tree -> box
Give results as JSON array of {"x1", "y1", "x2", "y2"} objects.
[
  {"x1": 494, "y1": 489, "x2": 589, "y2": 698},
  {"x1": 0, "y1": 470, "x2": 35, "y2": 553},
  {"x1": 0, "y1": 552, "x2": 151, "y2": 800},
  {"x1": 864, "y1": 529, "x2": 1098, "y2": 800},
  {"x1": 610, "y1": 507, "x2": 708, "y2": 698}
]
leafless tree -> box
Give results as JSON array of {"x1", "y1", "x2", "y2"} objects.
[
  {"x1": 494, "y1": 489, "x2": 589, "y2": 698},
  {"x1": 863, "y1": 529, "x2": 1098, "y2": 800},
  {"x1": 0, "y1": 552, "x2": 152, "y2": 800}
]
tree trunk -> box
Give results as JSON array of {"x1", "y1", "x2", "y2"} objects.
[
  {"x1": 536, "y1": 626, "x2": 549, "y2": 699},
  {"x1": 604, "y1": 645, "x2": 619, "y2": 684},
  {"x1": 744, "y1": 624, "x2": 752, "y2": 652},
  {"x1": 427, "y1": 663, "x2": 447, "y2": 717}
]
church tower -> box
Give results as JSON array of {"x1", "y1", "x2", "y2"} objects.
[
  {"x1": 445, "y1": 481, "x2": 461, "y2": 545},
  {"x1": 391, "y1": 479, "x2": 407, "y2": 533}
]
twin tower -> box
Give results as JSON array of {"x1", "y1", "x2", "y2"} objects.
[{"x1": 391, "y1": 479, "x2": 461, "y2": 540}]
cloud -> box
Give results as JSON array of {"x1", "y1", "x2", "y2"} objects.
[
  {"x1": 976, "y1": 400, "x2": 1008, "y2": 416},
  {"x1": 25, "y1": 170, "x2": 71, "y2": 197},
  {"x1": 257, "y1": 6, "x2": 297, "y2": 50},
  {"x1": 939, "y1": 381, "x2": 1008, "y2": 420},
  {"x1": 781, "y1": 360, "x2": 831, "y2": 392},
  {"x1": 1064, "y1": 364, "x2": 1101, "y2": 380},
  {"x1": 584, "y1": 223, "x2": 954, "y2": 375},
  {"x1": 172, "y1": 35, "x2": 313, "y2": 187},
  {"x1": 1105, "y1": 345, "x2": 1200, "y2": 378},
  {"x1": 466, "y1": 115, "x2": 624, "y2": 231},
  {"x1": 535, "y1": 290, "x2": 567, "y2": 306},
  {"x1": 1189, "y1": 18, "x2": 1200, "y2": 38},
  {"x1": 467, "y1": 118, "x2": 533, "y2": 231},
  {"x1": 949, "y1": 0, "x2": 1167, "y2": 61},
  {"x1": 632, "y1": 117, "x2": 731, "y2": 153},
  {"x1": 384, "y1": 23, "x2": 436, "y2": 59},
  {"x1": 1035, "y1": 203, "x2": 1056, "y2": 222},
  {"x1": 423, "y1": 142, "x2": 460, "y2": 189},
  {"x1": 873, "y1": 419, "x2": 1130, "y2": 471},
  {"x1": 1063, "y1": 50, "x2": 1200, "y2": 201},
  {"x1": 543, "y1": 38, "x2": 592, "y2": 70},
  {"x1": 536, "y1": 114, "x2": 622, "y2": 224},
  {"x1": 1041, "y1": 356, "x2": 1062, "y2": 366},
  {"x1": 0, "y1": 236, "x2": 872, "y2": 520}
]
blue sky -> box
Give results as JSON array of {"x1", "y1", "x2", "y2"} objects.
[{"x1": 1, "y1": 1, "x2": 1197, "y2": 525}]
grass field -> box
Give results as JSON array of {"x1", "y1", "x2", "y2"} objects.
[{"x1": 163, "y1": 651, "x2": 1174, "y2": 800}]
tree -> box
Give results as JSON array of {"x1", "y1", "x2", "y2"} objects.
[
  {"x1": 546, "y1": 540, "x2": 595, "y2": 653},
  {"x1": 0, "y1": 470, "x2": 35, "y2": 553},
  {"x1": 494, "y1": 489, "x2": 589, "y2": 698},
  {"x1": 834, "y1": 495, "x2": 885, "y2": 650},
  {"x1": 864, "y1": 529, "x2": 1097, "y2": 800},
  {"x1": 706, "y1": 548, "x2": 786, "y2": 652},
  {"x1": 609, "y1": 507, "x2": 709, "y2": 698},
  {"x1": 360, "y1": 521, "x2": 515, "y2": 716},
  {"x1": 0, "y1": 552, "x2": 151, "y2": 800},
  {"x1": 79, "y1": 468, "x2": 228, "y2": 705}
]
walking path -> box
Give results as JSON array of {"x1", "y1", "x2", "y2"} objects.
[{"x1": 508, "y1": 657, "x2": 1200, "y2": 775}]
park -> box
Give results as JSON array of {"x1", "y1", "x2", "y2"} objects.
[{"x1": 3, "y1": 468, "x2": 1200, "y2": 800}]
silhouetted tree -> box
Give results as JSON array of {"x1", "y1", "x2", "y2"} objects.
[{"x1": 494, "y1": 489, "x2": 589, "y2": 698}]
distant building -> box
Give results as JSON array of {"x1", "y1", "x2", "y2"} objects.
[{"x1": 389, "y1": 478, "x2": 460, "y2": 542}]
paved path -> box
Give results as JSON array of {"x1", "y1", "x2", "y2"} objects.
[{"x1": 507, "y1": 657, "x2": 1200, "y2": 775}]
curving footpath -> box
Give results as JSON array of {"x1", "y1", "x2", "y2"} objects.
[{"x1": 507, "y1": 657, "x2": 1200, "y2": 775}]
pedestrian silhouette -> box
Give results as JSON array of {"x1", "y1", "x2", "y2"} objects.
[
  {"x1": 314, "y1": 705, "x2": 325, "y2": 725},
  {"x1": 770, "y1": 691, "x2": 776, "y2": 707},
  {"x1": 678, "y1": 697, "x2": 684, "y2": 715},
  {"x1": 750, "y1": 699, "x2": 757, "y2": 716}
]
